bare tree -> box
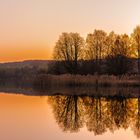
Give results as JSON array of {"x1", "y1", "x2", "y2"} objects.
[
  {"x1": 105, "y1": 31, "x2": 117, "y2": 56},
  {"x1": 110, "y1": 34, "x2": 132, "y2": 57},
  {"x1": 105, "y1": 34, "x2": 133, "y2": 75},
  {"x1": 86, "y1": 30, "x2": 107, "y2": 72},
  {"x1": 132, "y1": 26, "x2": 140, "y2": 74},
  {"x1": 53, "y1": 32, "x2": 84, "y2": 74}
]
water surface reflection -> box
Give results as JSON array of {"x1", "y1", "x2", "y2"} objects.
[
  {"x1": 0, "y1": 86, "x2": 140, "y2": 140},
  {"x1": 48, "y1": 95, "x2": 140, "y2": 138}
]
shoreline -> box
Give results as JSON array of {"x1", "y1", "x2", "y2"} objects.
[{"x1": 0, "y1": 85, "x2": 139, "y2": 97}]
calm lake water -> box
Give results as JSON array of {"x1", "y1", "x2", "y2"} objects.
[{"x1": 0, "y1": 87, "x2": 140, "y2": 140}]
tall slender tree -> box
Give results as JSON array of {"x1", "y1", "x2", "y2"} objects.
[
  {"x1": 132, "y1": 26, "x2": 140, "y2": 74},
  {"x1": 86, "y1": 30, "x2": 107, "y2": 72}
]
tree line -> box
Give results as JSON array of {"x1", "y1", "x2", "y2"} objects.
[{"x1": 49, "y1": 26, "x2": 140, "y2": 75}]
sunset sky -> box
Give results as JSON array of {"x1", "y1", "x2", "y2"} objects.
[{"x1": 0, "y1": 0, "x2": 140, "y2": 62}]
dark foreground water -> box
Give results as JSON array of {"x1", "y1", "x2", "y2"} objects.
[{"x1": 0, "y1": 87, "x2": 140, "y2": 140}]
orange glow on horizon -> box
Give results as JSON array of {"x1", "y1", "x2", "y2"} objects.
[
  {"x1": 0, "y1": 44, "x2": 53, "y2": 62},
  {"x1": 0, "y1": 0, "x2": 140, "y2": 62}
]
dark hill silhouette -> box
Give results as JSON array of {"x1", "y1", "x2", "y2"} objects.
[{"x1": 0, "y1": 60, "x2": 54, "y2": 69}]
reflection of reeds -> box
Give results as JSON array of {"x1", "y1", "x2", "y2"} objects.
[
  {"x1": 36, "y1": 86, "x2": 140, "y2": 97},
  {"x1": 0, "y1": 83, "x2": 139, "y2": 97},
  {"x1": 34, "y1": 74, "x2": 140, "y2": 88}
]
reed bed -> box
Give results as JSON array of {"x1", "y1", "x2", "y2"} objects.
[{"x1": 34, "y1": 74, "x2": 140, "y2": 87}]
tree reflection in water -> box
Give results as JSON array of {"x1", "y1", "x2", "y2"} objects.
[
  {"x1": 48, "y1": 93, "x2": 140, "y2": 138},
  {"x1": 48, "y1": 95, "x2": 84, "y2": 132},
  {"x1": 84, "y1": 97, "x2": 107, "y2": 135},
  {"x1": 132, "y1": 97, "x2": 140, "y2": 138}
]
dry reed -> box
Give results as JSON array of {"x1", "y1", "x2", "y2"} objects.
[{"x1": 34, "y1": 74, "x2": 140, "y2": 87}]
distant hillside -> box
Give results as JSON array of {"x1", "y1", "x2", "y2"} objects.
[
  {"x1": 0, "y1": 60, "x2": 54, "y2": 69},
  {"x1": 0, "y1": 58, "x2": 138, "y2": 73}
]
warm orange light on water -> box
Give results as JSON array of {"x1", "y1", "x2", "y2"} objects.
[{"x1": 0, "y1": 93, "x2": 137, "y2": 140}]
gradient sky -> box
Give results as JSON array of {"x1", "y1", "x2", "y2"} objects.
[{"x1": 0, "y1": 0, "x2": 140, "y2": 62}]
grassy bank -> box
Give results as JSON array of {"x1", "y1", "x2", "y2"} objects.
[{"x1": 34, "y1": 74, "x2": 140, "y2": 88}]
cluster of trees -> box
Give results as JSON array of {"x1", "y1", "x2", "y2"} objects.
[
  {"x1": 48, "y1": 95, "x2": 140, "y2": 137},
  {"x1": 51, "y1": 26, "x2": 140, "y2": 75}
]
